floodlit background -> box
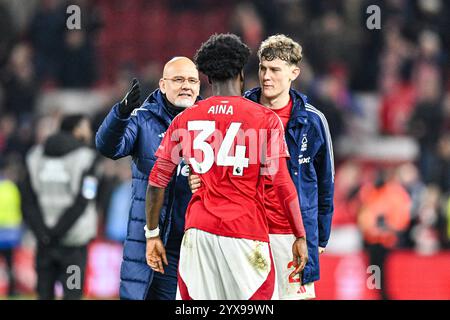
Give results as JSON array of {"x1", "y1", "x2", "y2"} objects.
[{"x1": 0, "y1": 0, "x2": 449, "y2": 299}]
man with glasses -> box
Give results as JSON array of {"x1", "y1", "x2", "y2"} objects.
[{"x1": 95, "y1": 57, "x2": 200, "y2": 300}]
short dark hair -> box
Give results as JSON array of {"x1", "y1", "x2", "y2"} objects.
[
  {"x1": 60, "y1": 114, "x2": 86, "y2": 133},
  {"x1": 194, "y1": 33, "x2": 250, "y2": 82}
]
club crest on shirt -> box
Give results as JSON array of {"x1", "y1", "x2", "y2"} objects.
[{"x1": 301, "y1": 134, "x2": 308, "y2": 152}]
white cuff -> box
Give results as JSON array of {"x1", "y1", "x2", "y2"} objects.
[{"x1": 144, "y1": 225, "x2": 160, "y2": 239}]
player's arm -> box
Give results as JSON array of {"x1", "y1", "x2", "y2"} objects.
[
  {"x1": 268, "y1": 160, "x2": 305, "y2": 238},
  {"x1": 267, "y1": 159, "x2": 308, "y2": 274},
  {"x1": 145, "y1": 117, "x2": 182, "y2": 274},
  {"x1": 95, "y1": 79, "x2": 141, "y2": 159},
  {"x1": 264, "y1": 115, "x2": 308, "y2": 274},
  {"x1": 145, "y1": 157, "x2": 178, "y2": 274}
]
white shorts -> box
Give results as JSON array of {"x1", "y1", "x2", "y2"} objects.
[
  {"x1": 176, "y1": 228, "x2": 276, "y2": 300},
  {"x1": 269, "y1": 233, "x2": 316, "y2": 300}
]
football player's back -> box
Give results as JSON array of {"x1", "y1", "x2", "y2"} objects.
[
  {"x1": 176, "y1": 95, "x2": 283, "y2": 241},
  {"x1": 147, "y1": 33, "x2": 306, "y2": 300}
]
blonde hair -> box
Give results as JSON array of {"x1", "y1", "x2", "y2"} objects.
[{"x1": 257, "y1": 34, "x2": 303, "y2": 66}]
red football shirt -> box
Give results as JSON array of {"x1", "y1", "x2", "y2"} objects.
[
  {"x1": 155, "y1": 96, "x2": 289, "y2": 242},
  {"x1": 272, "y1": 98, "x2": 292, "y2": 128},
  {"x1": 264, "y1": 98, "x2": 294, "y2": 234}
]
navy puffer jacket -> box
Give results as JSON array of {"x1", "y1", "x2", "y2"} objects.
[{"x1": 96, "y1": 89, "x2": 191, "y2": 299}]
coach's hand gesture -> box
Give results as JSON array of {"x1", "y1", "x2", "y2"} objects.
[
  {"x1": 119, "y1": 78, "x2": 141, "y2": 115},
  {"x1": 146, "y1": 236, "x2": 168, "y2": 274},
  {"x1": 291, "y1": 236, "x2": 308, "y2": 275}
]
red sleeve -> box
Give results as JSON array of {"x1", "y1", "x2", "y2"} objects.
[
  {"x1": 149, "y1": 157, "x2": 178, "y2": 188},
  {"x1": 269, "y1": 159, "x2": 305, "y2": 238},
  {"x1": 154, "y1": 114, "x2": 183, "y2": 164},
  {"x1": 264, "y1": 113, "x2": 290, "y2": 162}
]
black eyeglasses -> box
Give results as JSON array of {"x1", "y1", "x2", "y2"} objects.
[{"x1": 163, "y1": 77, "x2": 200, "y2": 85}]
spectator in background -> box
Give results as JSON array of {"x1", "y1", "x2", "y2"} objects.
[
  {"x1": 327, "y1": 161, "x2": 363, "y2": 254},
  {"x1": 408, "y1": 69, "x2": 444, "y2": 184},
  {"x1": 0, "y1": 115, "x2": 17, "y2": 154},
  {"x1": 20, "y1": 114, "x2": 99, "y2": 300},
  {"x1": 0, "y1": 158, "x2": 22, "y2": 297},
  {"x1": 378, "y1": 70, "x2": 416, "y2": 136},
  {"x1": 396, "y1": 162, "x2": 427, "y2": 248},
  {"x1": 92, "y1": 65, "x2": 135, "y2": 133},
  {"x1": 358, "y1": 168, "x2": 411, "y2": 300},
  {"x1": 351, "y1": 0, "x2": 383, "y2": 91},
  {"x1": 1, "y1": 43, "x2": 37, "y2": 122},
  {"x1": 230, "y1": 2, "x2": 263, "y2": 51},
  {"x1": 414, "y1": 30, "x2": 446, "y2": 83},
  {"x1": 410, "y1": 185, "x2": 446, "y2": 255},
  {"x1": 70, "y1": 0, "x2": 103, "y2": 40},
  {"x1": 230, "y1": 2, "x2": 264, "y2": 77},
  {"x1": 377, "y1": 26, "x2": 416, "y2": 136},
  {"x1": 446, "y1": 197, "x2": 450, "y2": 248},
  {"x1": 0, "y1": 2, "x2": 15, "y2": 69},
  {"x1": 57, "y1": 30, "x2": 97, "y2": 88},
  {"x1": 27, "y1": 0, "x2": 101, "y2": 88},
  {"x1": 310, "y1": 68, "x2": 348, "y2": 143},
  {"x1": 333, "y1": 161, "x2": 362, "y2": 227},
  {"x1": 306, "y1": 11, "x2": 357, "y2": 76},
  {"x1": 140, "y1": 62, "x2": 162, "y2": 99},
  {"x1": 443, "y1": 94, "x2": 450, "y2": 132},
  {"x1": 55, "y1": 0, "x2": 102, "y2": 89},
  {"x1": 2, "y1": 118, "x2": 34, "y2": 162},
  {"x1": 28, "y1": 0, "x2": 65, "y2": 83},
  {"x1": 274, "y1": 1, "x2": 308, "y2": 41},
  {"x1": 433, "y1": 134, "x2": 450, "y2": 193},
  {"x1": 33, "y1": 112, "x2": 62, "y2": 146},
  {"x1": 0, "y1": 0, "x2": 39, "y2": 38}
]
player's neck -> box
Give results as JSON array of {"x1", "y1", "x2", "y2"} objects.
[
  {"x1": 212, "y1": 80, "x2": 241, "y2": 97},
  {"x1": 260, "y1": 90, "x2": 291, "y2": 110}
]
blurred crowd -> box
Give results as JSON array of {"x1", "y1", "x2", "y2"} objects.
[{"x1": 0, "y1": 0, "x2": 449, "y2": 298}]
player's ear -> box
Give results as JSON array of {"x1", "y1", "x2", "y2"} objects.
[
  {"x1": 291, "y1": 66, "x2": 300, "y2": 82},
  {"x1": 159, "y1": 78, "x2": 166, "y2": 93}
]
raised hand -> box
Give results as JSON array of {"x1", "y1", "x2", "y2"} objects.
[{"x1": 119, "y1": 78, "x2": 141, "y2": 115}]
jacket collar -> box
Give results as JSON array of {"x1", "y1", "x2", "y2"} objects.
[
  {"x1": 143, "y1": 89, "x2": 174, "y2": 126},
  {"x1": 143, "y1": 89, "x2": 203, "y2": 126},
  {"x1": 287, "y1": 89, "x2": 309, "y2": 128}
]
